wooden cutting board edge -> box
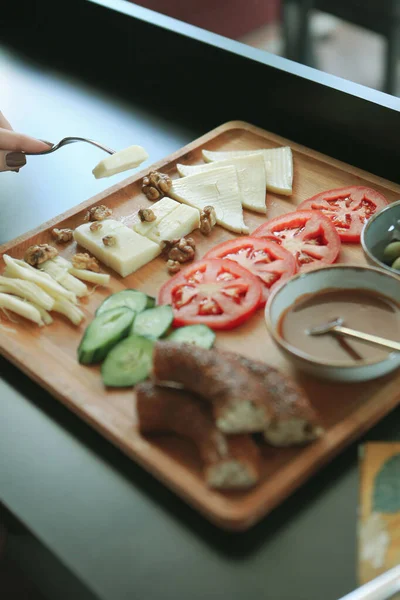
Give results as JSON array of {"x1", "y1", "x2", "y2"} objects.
[{"x1": 1, "y1": 119, "x2": 400, "y2": 531}]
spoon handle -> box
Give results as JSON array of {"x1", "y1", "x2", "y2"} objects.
[{"x1": 335, "y1": 326, "x2": 400, "y2": 352}]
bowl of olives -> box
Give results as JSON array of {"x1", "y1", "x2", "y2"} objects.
[{"x1": 361, "y1": 200, "x2": 400, "y2": 275}]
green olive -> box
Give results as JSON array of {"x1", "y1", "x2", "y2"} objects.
[
  {"x1": 383, "y1": 241, "x2": 400, "y2": 264},
  {"x1": 392, "y1": 256, "x2": 400, "y2": 271}
]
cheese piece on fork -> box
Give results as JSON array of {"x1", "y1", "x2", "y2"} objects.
[
  {"x1": 177, "y1": 153, "x2": 267, "y2": 214},
  {"x1": 168, "y1": 165, "x2": 249, "y2": 234},
  {"x1": 202, "y1": 147, "x2": 293, "y2": 196},
  {"x1": 73, "y1": 220, "x2": 161, "y2": 277},
  {"x1": 92, "y1": 145, "x2": 149, "y2": 179}
]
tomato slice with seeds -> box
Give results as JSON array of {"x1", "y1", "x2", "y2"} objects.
[
  {"x1": 158, "y1": 258, "x2": 262, "y2": 330},
  {"x1": 252, "y1": 210, "x2": 341, "y2": 272},
  {"x1": 203, "y1": 237, "x2": 296, "y2": 307},
  {"x1": 297, "y1": 186, "x2": 388, "y2": 243}
]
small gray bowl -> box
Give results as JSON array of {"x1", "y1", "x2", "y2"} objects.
[{"x1": 361, "y1": 200, "x2": 400, "y2": 275}]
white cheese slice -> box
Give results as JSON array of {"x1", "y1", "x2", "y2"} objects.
[
  {"x1": 40, "y1": 256, "x2": 89, "y2": 298},
  {"x1": 168, "y1": 166, "x2": 249, "y2": 234},
  {"x1": 92, "y1": 145, "x2": 149, "y2": 179},
  {"x1": 202, "y1": 147, "x2": 293, "y2": 196},
  {"x1": 0, "y1": 292, "x2": 44, "y2": 326},
  {"x1": 147, "y1": 203, "x2": 200, "y2": 244},
  {"x1": 73, "y1": 220, "x2": 161, "y2": 277},
  {"x1": 132, "y1": 197, "x2": 180, "y2": 237},
  {"x1": 177, "y1": 153, "x2": 266, "y2": 214}
]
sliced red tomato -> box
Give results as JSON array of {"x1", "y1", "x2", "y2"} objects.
[
  {"x1": 297, "y1": 186, "x2": 388, "y2": 243},
  {"x1": 203, "y1": 237, "x2": 296, "y2": 307},
  {"x1": 252, "y1": 210, "x2": 341, "y2": 272},
  {"x1": 158, "y1": 258, "x2": 262, "y2": 330}
]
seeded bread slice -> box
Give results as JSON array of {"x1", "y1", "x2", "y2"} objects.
[
  {"x1": 136, "y1": 381, "x2": 261, "y2": 489},
  {"x1": 152, "y1": 341, "x2": 271, "y2": 433}
]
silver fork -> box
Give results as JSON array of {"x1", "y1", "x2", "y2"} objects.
[{"x1": 23, "y1": 137, "x2": 115, "y2": 156}]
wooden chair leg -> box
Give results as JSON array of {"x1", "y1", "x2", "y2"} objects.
[
  {"x1": 281, "y1": 0, "x2": 298, "y2": 60},
  {"x1": 297, "y1": 0, "x2": 316, "y2": 66},
  {"x1": 383, "y1": 20, "x2": 400, "y2": 95},
  {"x1": 281, "y1": 0, "x2": 317, "y2": 67}
]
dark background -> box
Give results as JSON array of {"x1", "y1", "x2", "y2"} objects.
[{"x1": 1, "y1": 2, "x2": 400, "y2": 599}]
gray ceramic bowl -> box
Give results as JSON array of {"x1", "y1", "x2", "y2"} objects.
[
  {"x1": 265, "y1": 264, "x2": 400, "y2": 382},
  {"x1": 361, "y1": 200, "x2": 400, "y2": 275}
]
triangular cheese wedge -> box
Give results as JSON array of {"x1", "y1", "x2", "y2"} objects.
[
  {"x1": 176, "y1": 153, "x2": 266, "y2": 214},
  {"x1": 168, "y1": 165, "x2": 249, "y2": 234},
  {"x1": 202, "y1": 147, "x2": 293, "y2": 196}
]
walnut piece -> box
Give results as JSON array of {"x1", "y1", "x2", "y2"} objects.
[
  {"x1": 167, "y1": 260, "x2": 181, "y2": 274},
  {"x1": 183, "y1": 237, "x2": 196, "y2": 249},
  {"x1": 72, "y1": 253, "x2": 100, "y2": 272},
  {"x1": 138, "y1": 208, "x2": 156, "y2": 222},
  {"x1": 24, "y1": 244, "x2": 58, "y2": 267},
  {"x1": 163, "y1": 236, "x2": 196, "y2": 264},
  {"x1": 90, "y1": 222, "x2": 103, "y2": 232},
  {"x1": 142, "y1": 185, "x2": 160, "y2": 201},
  {"x1": 103, "y1": 235, "x2": 117, "y2": 247},
  {"x1": 51, "y1": 228, "x2": 73, "y2": 243},
  {"x1": 85, "y1": 205, "x2": 113, "y2": 222},
  {"x1": 200, "y1": 205, "x2": 217, "y2": 236},
  {"x1": 141, "y1": 171, "x2": 172, "y2": 201}
]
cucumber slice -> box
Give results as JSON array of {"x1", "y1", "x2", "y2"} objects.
[
  {"x1": 167, "y1": 324, "x2": 216, "y2": 349},
  {"x1": 145, "y1": 295, "x2": 156, "y2": 309},
  {"x1": 132, "y1": 305, "x2": 173, "y2": 340},
  {"x1": 78, "y1": 307, "x2": 135, "y2": 365},
  {"x1": 96, "y1": 290, "x2": 148, "y2": 316},
  {"x1": 101, "y1": 335, "x2": 154, "y2": 387}
]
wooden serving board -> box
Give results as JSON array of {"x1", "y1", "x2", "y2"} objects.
[
  {"x1": 1, "y1": 120, "x2": 400, "y2": 531},
  {"x1": 358, "y1": 443, "x2": 400, "y2": 586}
]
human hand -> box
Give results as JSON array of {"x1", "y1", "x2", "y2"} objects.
[{"x1": 0, "y1": 111, "x2": 51, "y2": 172}]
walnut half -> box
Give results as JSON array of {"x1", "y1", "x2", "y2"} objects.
[
  {"x1": 84, "y1": 205, "x2": 113, "y2": 222},
  {"x1": 200, "y1": 205, "x2": 217, "y2": 236},
  {"x1": 141, "y1": 171, "x2": 172, "y2": 201},
  {"x1": 138, "y1": 208, "x2": 156, "y2": 222},
  {"x1": 24, "y1": 244, "x2": 58, "y2": 267},
  {"x1": 90, "y1": 222, "x2": 103, "y2": 233},
  {"x1": 163, "y1": 237, "x2": 195, "y2": 264},
  {"x1": 51, "y1": 228, "x2": 73, "y2": 243},
  {"x1": 72, "y1": 253, "x2": 100, "y2": 272},
  {"x1": 167, "y1": 260, "x2": 181, "y2": 274},
  {"x1": 102, "y1": 235, "x2": 117, "y2": 247}
]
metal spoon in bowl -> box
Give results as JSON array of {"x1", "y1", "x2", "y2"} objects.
[{"x1": 306, "y1": 318, "x2": 400, "y2": 353}]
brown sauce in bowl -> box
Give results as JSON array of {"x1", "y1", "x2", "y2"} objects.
[{"x1": 278, "y1": 289, "x2": 400, "y2": 363}]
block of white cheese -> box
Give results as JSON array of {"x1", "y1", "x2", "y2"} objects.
[
  {"x1": 147, "y1": 203, "x2": 200, "y2": 244},
  {"x1": 168, "y1": 166, "x2": 249, "y2": 234},
  {"x1": 92, "y1": 145, "x2": 149, "y2": 179},
  {"x1": 132, "y1": 197, "x2": 180, "y2": 237},
  {"x1": 73, "y1": 220, "x2": 161, "y2": 277},
  {"x1": 177, "y1": 153, "x2": 267, "y2": 214},
  {"x1": 202, "y1": 147, "x2": 293, "y2": 196}
]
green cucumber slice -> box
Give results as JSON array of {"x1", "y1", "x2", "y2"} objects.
[
  {"x1": 78, "y1": 307, "x2": 135, "y2": 365},
  {"x1": 145, "y1": 295, "x2": 156, "y2": 309},
  {"x1": 96, "y1": 290, "x2": 148, "y2": 316},
  {"x1": 167, "y1": 324, "x2": 216, "y2": 349},
  {"x1": 132, "y1": 305, "x2": 173, "y2": 340},
  {"x1": 101, "y1": 335, "x2": 154, "y2": 387}
]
